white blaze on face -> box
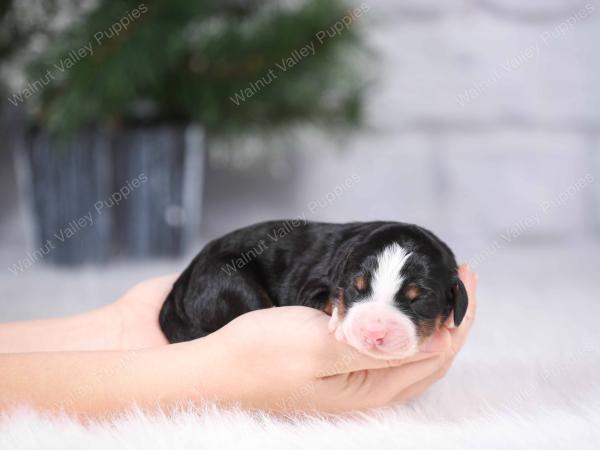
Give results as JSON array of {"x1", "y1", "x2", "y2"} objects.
[
  {"x1": 371, "y1": 243, "x2": 412, "y2": 305},
  {"x1": 332, "y1": 243, "x2": 418, "y2": 359}
]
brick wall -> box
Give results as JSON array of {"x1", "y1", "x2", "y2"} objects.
[{"x1": 202, "y1": 0, "x2": 600, "y2": 246}]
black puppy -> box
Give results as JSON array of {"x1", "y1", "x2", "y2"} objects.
[{"x1": 159, "y1": 221, "x2": 468, "y2": 359}]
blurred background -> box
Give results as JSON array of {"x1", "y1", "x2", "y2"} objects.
[{"x1": 0, "y1": 0, "x2": 599, "y2": 327}]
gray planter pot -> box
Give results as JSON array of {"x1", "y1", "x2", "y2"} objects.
[{"x1": 16, "y1": 124, "x2": 204, "y2": 265}]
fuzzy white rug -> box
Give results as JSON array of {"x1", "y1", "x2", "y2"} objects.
[{"x1": 1, "y1": 244, "x2": 599, "y2": 449}]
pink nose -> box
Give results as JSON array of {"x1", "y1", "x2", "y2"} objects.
[{"x1": 362, "y1": 328, "x2": 387, "y2": 346}]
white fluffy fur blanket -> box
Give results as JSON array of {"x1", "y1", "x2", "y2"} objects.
[
  {"x1": 2, "y1": 246, "x2": 599, "y2": 449},
  {"x1": 2, "y1": 381, "x2": 599, "y2": 450}
]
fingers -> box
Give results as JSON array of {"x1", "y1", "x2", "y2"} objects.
[
  {"x1": 365, "y1": 354, "x2": 448, "y2": 405},
  {"x1": 458, "y1": 264, "x2": 478, "y2": 318},
  {"x1": 319, "y1": 305, "x2": 454, "y2": 375},
  {"x1": 321, "y1": 339, "x2": 452, "y2": 409},
  {"x1": 380, "y1": 328, "x2": 452, "y2": 367},
  {"x1": 392, "y1": 329, "x2": 465, "y2": 403},
  {"x1": 317, "y1": 343, "x2": 445, "y2": 376},
  {"x1": 352, "y1": 266, "x2": 478, "y2": 406},
  {"x1": 392, "y1": 365, "x2": 446, "y2": 403},
  {"x1": 320, "y1": 326, "x2": 451, "y2": 374},
  {"x1": 389, "y1": 264, "x2": 479, "y2": 405},
  {"x1": 318, "y1": 265, "x2": 477, "y2": 376},
  {"x1": 448, "y1": 265, "x2": 478, "y2": 352}
]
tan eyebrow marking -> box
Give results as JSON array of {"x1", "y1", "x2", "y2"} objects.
[{"x1": 354, "y1": 275, "x2": 366, "y2": 291}]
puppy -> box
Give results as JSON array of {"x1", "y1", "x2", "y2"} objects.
[{"x1": 159, "y1": 221, "x2": 468, "y2": 359}]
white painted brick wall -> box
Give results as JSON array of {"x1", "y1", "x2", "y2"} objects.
[
  {"x1": 203, "y1": 1, "x2": 600, "y2": 242},
  {"x1": 293, "y1": 132, "x2": 437, "y2": 225},
  {"x1": 437, "y1": 132, "x2": 593, "y2": 240},
  {"x1": 292, "y1": 1, "x2": 599, "y2": 241},
  {"x1": 364, "y1": 2, "x2": 600, "y2": 128}
]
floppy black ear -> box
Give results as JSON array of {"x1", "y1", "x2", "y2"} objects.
[{"x1": 451, "y1": 279, "x2": 468, "y2": 327}]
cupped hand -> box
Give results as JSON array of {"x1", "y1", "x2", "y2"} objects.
[
  {"x1": 205, "y1": 264, "x2": 477, "y2": 412},
  {"x1": 110, "y1": 266, "x2": 476, "y2": 412},
  {"x1": 110, "y1": 274, "x2": 177, "y2": 349},
  {"x1": 0, "y1": 267, "x2": 475, "y2": 417}
]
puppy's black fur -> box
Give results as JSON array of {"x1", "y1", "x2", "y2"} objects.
[{"x1": 159, "y1": 221, "x2": 467, "y2": 343}]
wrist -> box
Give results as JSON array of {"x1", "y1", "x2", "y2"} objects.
[
  {"x1": 147, "y1": 336, "x2": 239, "y2": 409},
  {"x1": 0, "y1": 305, "x2": 119, "y2": 353}
]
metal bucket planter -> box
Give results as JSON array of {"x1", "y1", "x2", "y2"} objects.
[{"x1": 16, "y1": 124, "x2": 204, "y2": 265}]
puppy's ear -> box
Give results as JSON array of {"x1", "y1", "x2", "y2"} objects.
[{"x1": 451, "y1": 279, "x2": 468, "y2": 327}]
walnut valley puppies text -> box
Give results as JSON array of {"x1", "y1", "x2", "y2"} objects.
[
  {"x1": 229, "y1": 3, "x2": 370, "y2": 105},
  {"x1": 7, "y1": 173, "x2": 148, "y2": 275},
  {"x1": 7, "y1": 3, "x2": 148, "y2": 107},
  {"x1": 220, "y1": 174, "x2": 360, "y2": 276}
]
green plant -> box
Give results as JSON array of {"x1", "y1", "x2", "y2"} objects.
[{"x1": 25, "y1": 0, "x2": 368, "y2": 137}]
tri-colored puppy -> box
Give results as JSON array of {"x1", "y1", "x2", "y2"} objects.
[{"x1": 159, "y1": 221, "x2": 468, "y2": 359}]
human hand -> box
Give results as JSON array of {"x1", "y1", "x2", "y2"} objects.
[
  {"x1": 0, "y1": 274, "x2": 176, "y2": 354},
  {"x1": 204, "y1": 265, "x2": 477, "y2": 412},
  {"x1": 392, "y1": 264, "x2": 477, "y2": 402},
  {"x1": 0, "y1": 267, "x2": 475, "y2": 416},
  {"x1": 109, "y1": 275, "x2": 176, "y2": 349}
]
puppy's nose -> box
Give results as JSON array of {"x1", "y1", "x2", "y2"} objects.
[{"x1": 361, "y1": 327, "x2": 387, "y2": 346}]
